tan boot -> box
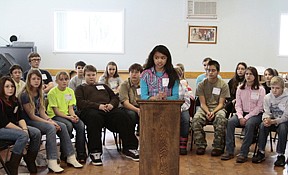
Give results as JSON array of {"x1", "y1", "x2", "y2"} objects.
[
  {"x1": 47, "y1": 159, "x2": 64, "y2": 173},
  {"x1": 67, "y1": 154, "x2": 83, "y2": 168}
]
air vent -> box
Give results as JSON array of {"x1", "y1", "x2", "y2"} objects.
[{"x1": 187, "y1": 0, "x2": 217, "y2": 19}]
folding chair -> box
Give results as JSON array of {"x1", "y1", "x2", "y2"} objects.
[
  {"x1": 102, "y1": 127, "x2": 122, "y2": 152},
  {"x1": 0, "y1": 140, "x2": 14, "y2": 175},
  {"x1": 253, "y1": 125, "x2": 276, "y2": 156}
]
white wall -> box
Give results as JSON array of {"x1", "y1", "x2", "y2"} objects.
[{"x1": 0, "y1": 0, "x2": 287, "y2": 71}]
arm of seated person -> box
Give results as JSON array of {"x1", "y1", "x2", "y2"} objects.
[{"x1": 123, "y1": 100, "x2": 140, "y2": 115}]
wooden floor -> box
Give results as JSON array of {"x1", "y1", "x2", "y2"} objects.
[{"x1": 1, "y1": 126, "x2": 288, "y2": 175}]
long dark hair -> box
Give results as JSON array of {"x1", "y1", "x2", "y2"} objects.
[
  {"x1": 144, "y1": 45, "x2": 179, "y2": 88},
  {"x1": 0, "y1": 76, "x2": 17, "y2": 104},
  {"x1": 230, "y1": 62, "x2": 247, "y2": 95},
  {"x1": 240, "y1": 66, "x2": 260, "y2": 90},
  {"x1": 264, "y1": 68, "x2": 279, "y2": 77}
]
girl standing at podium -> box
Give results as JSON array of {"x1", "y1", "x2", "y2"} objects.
[{"x1": 140, "y1": 45, "x2": 179, "y2": 100}]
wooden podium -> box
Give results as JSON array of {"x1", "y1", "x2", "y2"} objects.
[{"x1": 137, "y1": 100, "x2": 183, "y2": 175}]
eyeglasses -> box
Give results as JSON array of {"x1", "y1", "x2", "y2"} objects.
[{"x1": 31, "y1": 59, "x2": 41, "y2": 62}]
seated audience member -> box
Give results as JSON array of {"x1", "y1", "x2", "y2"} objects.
[
  {"x1": 9, "y1": 64, "x2": 26, "y2": 97},
  {"x1": 176, "y1": 63, "x2": 186, "y2": 78},
  {"x1": 23, "y1": 52, "x2": 54, "y2": 94},
  {"x1": 98, "y1": 61, "x2": 122, "y2": 94},
  {"x1": 119, "y1": 63, "x2": 143, "y2": 136},
  {"x1": 225, "y1": 62, "x2": 247, "y2": 118},
  {"x1": 175, "y1": 67, "x2": 191, "y2": 155},
  {"x1": 196, "y1": 57, "x2": 222, "y2": 87},
  {"x1": 20, "y1": 70, "x2": 83, "y2": 173},
  {"x1": 176, "y1": 63, "x2": 194, "y2": 99},
  {"x1": 75, "y1": 65, "x2": 139, "y2": 166},
  {"x1": 262, "y1": 68, "x2": 279, "y2": 94},
  {"x1": 47, "y1": 71, "x2": 87, "y2": 163},
  {"x1": 68, "y1": 61, "x2": 86, "y2": 91},
  {"x1": 0, "y1": 76, "x2": 41, "y2": 175},
  {"x1": 191, "y1": 60, "x2": 230, "y2": 156},
  {"x1": 221, "y1": 66, "x2": 265, "y2": 163},
  {"x1": 69, "y1": 70, "x2": 77, "y2": 79},
  {"x1": 140, "y1": 45, "x2": 179, "y2": 100},
  {"x1": 252, "y1": 76, "x2": 288, "y2": 167}
]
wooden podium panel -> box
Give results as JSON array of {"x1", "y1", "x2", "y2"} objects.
[{"x1": 138, "y1": 100, "x2": 183, "y2": 175}]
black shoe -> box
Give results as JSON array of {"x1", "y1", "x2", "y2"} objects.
[
  {"x1": 122, "y1": 149, "x2": 139, "y2": 161},
  {"x1": 24, "y1": 151, "x2": 38, "y2": 173},
  {"x1": 211, "y1": 148, "x2": 223, "y2": 157},
  {"x1": 221, "y1": 153, "x2": 234, "y2": 160},
  {"x1": 236, "y1": 155, "x2": 248, "y2": 163},
  {"x1": 180, "y1": 148, "x2": 188, "y2": 155},
  {"x1": 274, "y1": 155, "x2": 286, "y2": 167},
  {"x1": 252, "y1": 150, "x2": 265, "y2": 163},
  {"x1": 89, "y1": 152, "x2": 102, "y2": 166},
  {"x1": 196, "y1": 148, "x2": 205, "y2": 155},
  {"x1": 77, "y1": 152, "x2": 88, "y2": 163}
]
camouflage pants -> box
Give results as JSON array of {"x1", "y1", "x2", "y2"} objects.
[{"x1": 191, "y1": 108, "x2": 227, "y2": 150}]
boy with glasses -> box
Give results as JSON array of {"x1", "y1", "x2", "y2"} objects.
[{"x1": 23, "y1": 52, "x2": 54, "y2": 93}]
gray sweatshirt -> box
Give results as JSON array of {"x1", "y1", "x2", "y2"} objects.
[{"x1": 263, "y1": 88, "x2": 288, "y2": 125}]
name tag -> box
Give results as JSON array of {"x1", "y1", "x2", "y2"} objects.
[
  {"x1": 136, "y1": 88, "x2": 141, "y2": 95},
  {"x1": 212, "y1": 87, "x2": 221, "y2": 95},
  {"x1": 251, "y1": 92, "x2": 259, "y2": 100},
  {"x1": 65, "y1": 94, "x2": 72, "y2": 101},
  {"x1": 13, "y1": 106, "x2": 18, "y2": 114},
  {"x1": 42, "y1": 74, "x2": 47, "y2": 80},
  {"x1": 162, "y1": 78, "x2": 169, "y2": 87},
  {"x1": 96, "y1": 85, "x2": 105, "y2": 90}
]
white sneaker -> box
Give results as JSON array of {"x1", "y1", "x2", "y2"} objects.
[{"x1": 67, "y1": 154, "x2": 83, "y2": 168}]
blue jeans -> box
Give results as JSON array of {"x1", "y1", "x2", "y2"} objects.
[
  {"x1": 122, "y1": 108, "x2": 139, "y2": 130},
  {"x1": 52, "y1": 116, "x2": 86, "y2": 154},
  {"x1": 225, "y1": 114, "x2": 262, "y2": 157},
  {"x1": 0, "y1": 126, "x2": 41, "y2": 155},
  {"x1": 180, "y1": 110, "x2": 190, "y2": 138},
  {"x1": 258, "y1": 122, "x2": 288, "y2": 154},
  {"x1": 25, "y1": 119, "x2": 75, "y2": 160}
]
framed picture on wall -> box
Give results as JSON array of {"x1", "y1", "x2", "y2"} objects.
[{"x1": 188, "y1": 26, "x2": 217, "y2": 44}]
